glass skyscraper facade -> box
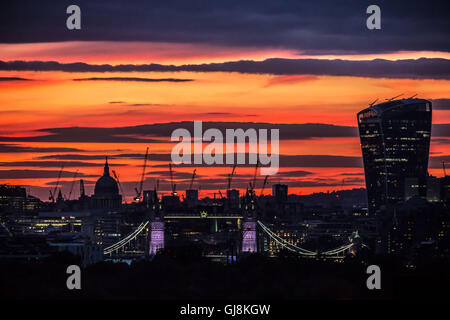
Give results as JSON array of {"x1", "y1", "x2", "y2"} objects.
[{"x1": 357, "y1": 99, "x2": 432, "y2": 215}]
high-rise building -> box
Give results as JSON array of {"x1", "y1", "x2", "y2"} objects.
[
  {"x1": 185, "y1": 189, "x2": 199, "y2": 208},
  {"x1": 272, "y1": 184, "x2": 288, "y2": 203},
  {"x1": 226, "y1": 189, "x2": 240, "y2": 209},
  {"x1": 426, "y1": 175, "x2": 441, "y2": 203},
  {"x1": 357, "y1": 98, "x2": 432, "y2": 215},
  {"x1": 0, "y1": 185, "x2": 26, "y2": 212}
]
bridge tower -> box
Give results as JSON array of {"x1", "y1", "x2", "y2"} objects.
[
  {"x1": 241, "y1": 188, "x2": 258, "y2": 253},
  {"x1": 149, "y1": 219, "x2": 165, "y2": 255},
  {"x1": 147, "y1": 190, "x2": 165, "y2": 255}
]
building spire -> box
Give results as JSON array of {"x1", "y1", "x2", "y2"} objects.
[{"x1": 104, "y1": 156, "x2": 110, "y2": 176}]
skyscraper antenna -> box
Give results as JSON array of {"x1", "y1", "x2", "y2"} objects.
[
  {"x1": 386, "y1": 93, "x2": 404, "y2": 101},
  {"x1": 369, "y1": 98, "x2": 378, "y2": 107}
]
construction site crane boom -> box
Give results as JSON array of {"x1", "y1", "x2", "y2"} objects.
[
  {"x1": 67, "y1": 170, "x2": 79, "y2": 200},
  {"x1": 189, "y1": 169, "x2": 197, "y2": 190},
  {"x1": 169, "y1": 163, "x2": 176, "y2": 195},
  {"x1": 227, "y1": 164, "x2": 236, "y2": 190},
  {"x1": 249, "y1": 162, "x2": 259, "y2": 193},
  {"x1": 133, "y1": 147, "x2": 149, "y2": 201},
  {"x1": 259, "y1": 175, "x2": 269, "y2": 197},
  {"x1": 50, "y1": 165, "x2": 64, "y2": 202},
  {"x1": 112, "y1": 170, "x2": 126, "y2": 199},
  {"x1": 135, "y1": 147, "x2": 149, "y2": 200}
]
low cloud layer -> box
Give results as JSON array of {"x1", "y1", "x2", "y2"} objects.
[
  {"x1": 0, "y1": 169, "x2": 94, "y2": 179},
  {"x1": 0, "y1": 77, "x2": 31, "y2": 81},
  {"x1": 0, "y1": 122, "x2": 447, "y2": 145},
  {"x1": 0, "y1": 144, "x2": 82, "y2": 153},
  {"x1": 1, "y1": 58, "x2": 449, "y2": 79},
  {"x1": 73, "y1": 77, "x2": 193, "y2": 82}
]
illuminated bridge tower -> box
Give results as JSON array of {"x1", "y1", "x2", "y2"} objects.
[
  {"x1": 146, "y1": 190, "x2": 165, "y2": 255},
  {"x1": 357, "y1": 98, "x2": 432, "y2": 215},
  {"x1": 241, "y1": 188, "x2": 258, "y2": 253},
  {"x1": 149, "y1": 219, "x2": 165, "y2": 255}
]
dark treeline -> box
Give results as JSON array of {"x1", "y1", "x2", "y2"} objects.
[{"x1": 1, "y1": 245, "x2": 449, "y2": 300}]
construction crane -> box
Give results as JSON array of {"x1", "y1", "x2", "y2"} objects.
[
  {"x1": 155, "y1": 179, "x2": 160, "y2": 194},
  {"x1": 443, "y1": 161, "x2": 447, "y2": 177},
  {"x1": 249, "y1": 162, "x2": 259, "y2": 194},
  {"x1": 259, "y1": 175, "x2": 269, "y2": 197},
  {"x1": 112, "y1": 170, "x2": 126, "y2": 202},
  {"x1": 49, "y1": 165, "x2": 64, "y2": 202},
  {"x1": 67, "y1": 170, "x2": 79, "y2": 200},
  {"x1": 407, "y1": 94, "x2": 417, "y2": 99},
  {"x1": 218, "y1": 190, "x2": 224, "y2": 199},
  {"x1": 134, "y1": 147, "x2": 149, "y2": 202},
  {"x1": 169, "y1": 163, "x2": 176, "y2": 195},
  {"x1": 188, "y1": 169, "x2": 197, "y2": 190},
  {"x1": 227, "y1": 164, "x2": 237, "y2": 190}
]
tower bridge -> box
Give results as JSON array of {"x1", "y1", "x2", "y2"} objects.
[
  {"x1": 99, "y1": 155, "x2": 364, "y2": 260},
  {"x1": 104, "y1": 202, "x2": 363, "y2": 260}
]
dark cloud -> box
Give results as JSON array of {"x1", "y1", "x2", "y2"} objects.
[
  {"x1": 0, "y1": 169, "x2": 93, "y2": 179},
  {"x1": 0, "y1": 121, "x2": 447, "y2": 155},
  {"x1": 0, "y1": 77, "x2": 31, "y2": 81},
  {"x1": 151, "y1": 154, "x2": 364, "y2": 168},
  {"x1": 36, "y1": 154, "x2": 112, "y2": 161},
  {"x1": 281, "y1": 155, "x2": 363, "y2": 168},
  {"x1": 0, "y1": 122, "x2": 358, "y2": 144},
  {"x1": 153, "y1": 153, "x2": 448, "y2": 169},
  {"x1": 1, "y1": 58, "x2": 449, "y2": 79},
  {"x1": 429, "y1": 155, "x2": 450, "y2": 169},
  {"x1": 73, "y1": 77, "x2": 193, "y2": 82},
  {"x1": 431, "y1": 99, "x2": 450, "y2": 110},
  {"x1": 44, "y1": 180, "x2": 96, "y2": 186},
  {"x1": 0, "y1": 1, "x2": 449, "y2": 53},
  {"x1": 341, "y1": 172, "x2": 364, "y2": 176},
  {"x1": 256, "y1": 170, "x2": 312, "y2": 178},
  {"x1": 0, "y1": 127, "x2": 160, "y2": 143},
  {"x1": 0, "y1": 144, "x2": 82, "y2": 153},
  {"x1": 127, "y1": 103, "x2": 170, "y2": 107},
  {"x1": 145, "y1": 170, "x2": 200, "y2": 180},
  {"x1": 0, "y1": 160, "x2": 126, "y2": 168},
  {"x1": 433, "y1": 124, "x2": 450, "y2": 137},
  {"x1": 36, "y1": 153, "x2": 171, "y2": 161}
]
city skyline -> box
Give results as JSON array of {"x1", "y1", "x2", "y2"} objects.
[{"x1": 1, "y1": 1, "x2": 449, "y2": 303}]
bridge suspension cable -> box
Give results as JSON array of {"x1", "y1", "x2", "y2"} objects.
[
  {"x1": 257, "y1": 220, "x2": 356, "y2": 257},
  {"x1": 102, "y1": 219, "x2": 358, "y2": 257},
  {"x1": 103, "y1": 221, "x2": 149, "y2": 255}
]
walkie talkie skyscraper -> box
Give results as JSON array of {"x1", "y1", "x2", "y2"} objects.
[{"x1": 357, "y1": 98, "x2": 432, "y2": 215}]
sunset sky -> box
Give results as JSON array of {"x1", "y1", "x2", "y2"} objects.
[{"x1": 0, "y1": 0, "x2": 449, "y2": 201}]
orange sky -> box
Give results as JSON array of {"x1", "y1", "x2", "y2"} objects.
[{"x1": 0, "y1": 43, "x2": 449, "y2": 201}]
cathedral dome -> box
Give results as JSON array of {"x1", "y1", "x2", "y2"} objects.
[{"x1": 94, "y1": 157, "x2": 119, "y2": 196}]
